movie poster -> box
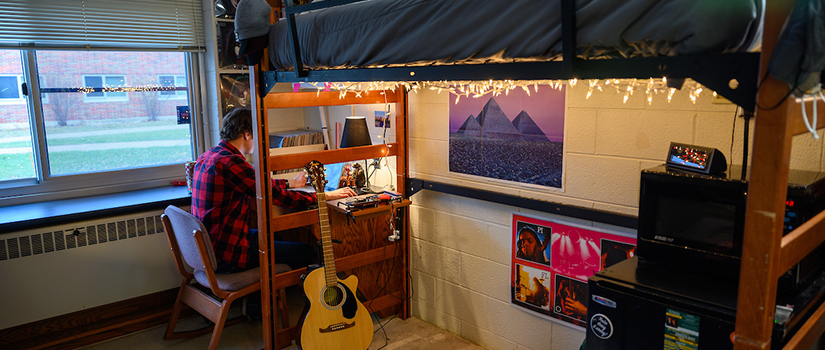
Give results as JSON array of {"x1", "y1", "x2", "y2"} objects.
[
  {"x1": 448, "y1": 85, "x2": 565, "y2": 188},
  {"x1": 217, "y1": 21, "x2": 246, "y2": 70},
  {"x1": 511, "y1": 213, "x2": 636, "y2": 329},
  {"x1": 220, "y1": 74, "x2": 250, "y2": 116}
]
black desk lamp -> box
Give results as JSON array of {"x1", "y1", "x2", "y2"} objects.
[
  {"x1": 340, "y1": 116, "x2": 372, "y2": 192},
  {"x1": 340, "y1": 116, "x2": 372, "y2": 148}
]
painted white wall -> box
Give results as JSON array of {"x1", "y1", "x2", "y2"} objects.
[
  {"x1": 407, "y1": 83, "x2": 825, "y2": 350},
  {"x1": 0, "y1": 210, "x2": 180, "y2": 330}
]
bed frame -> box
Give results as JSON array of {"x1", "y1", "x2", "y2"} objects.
[{"x1": 250, "y1": 0, "x2": 825, "y2": 349}]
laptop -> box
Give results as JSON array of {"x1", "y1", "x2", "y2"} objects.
[{"x1": 322, "y1": 161, "x2": 381, "y2": 195}]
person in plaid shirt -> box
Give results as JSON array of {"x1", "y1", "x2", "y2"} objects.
[{"x1": 192, "y1": 108, "x2": 355, "y2": 273}]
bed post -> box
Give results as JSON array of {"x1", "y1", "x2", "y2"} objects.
[
  {"x1": 283, "y1": 0, "x2": 306, "y2": 77},
  {"x1": 560, "y1": 0, "x2": 577, "y2": 75},
  {"x1": 250, "y1": 62, "x2": 276, "y2": 350},
  {"x1": 395, "y1": 87, "x2": 411, "y2": 320},
  {"x1": 733, "y1": 0, "x2": 797, "y2": 349}
]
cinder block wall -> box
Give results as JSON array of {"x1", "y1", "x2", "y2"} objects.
[{"x1": 407, "y1": 83, "x2": 825, "y2": 350}]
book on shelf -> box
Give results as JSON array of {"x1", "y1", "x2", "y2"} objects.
[
  {"x1": 268, "y1": 129, "x2": 326, "y2": 174},
  {"x1": 269, "y1": 129, "x2": 325, "y2": 148}
]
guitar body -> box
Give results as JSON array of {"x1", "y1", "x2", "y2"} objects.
[
  {"x1": 300, "y1": 160, "x2": 374, "y2": 350},
  {"x1": 297, "y1": 266, "x2": 373, "y2": 350}
]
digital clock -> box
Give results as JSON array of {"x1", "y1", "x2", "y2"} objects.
[{"x1": 665, "y1": 142, "x2": 727, "y2": 174}]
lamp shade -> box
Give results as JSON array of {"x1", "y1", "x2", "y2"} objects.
[{"x1": 340, "y1": 116, "x2": 372, "y2": 148}]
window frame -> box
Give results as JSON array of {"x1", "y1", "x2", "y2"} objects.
[{"x1": 0, "y1": 49, "x2": 205, "y2": 207}]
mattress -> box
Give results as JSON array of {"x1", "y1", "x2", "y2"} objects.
[{"x1": 259, "y1": 0, "x2": 763, "y2": 72}]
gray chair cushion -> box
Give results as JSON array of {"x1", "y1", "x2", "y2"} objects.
[
  {"x1": 195, "y1": 267, "x2": 261, "y2": 292},
  {"x1": 192, "y1": 264, "x2": 290, "y2": 292},
  {"x1": 272, "y1": 263, "x2": 291, "y2": 275}
]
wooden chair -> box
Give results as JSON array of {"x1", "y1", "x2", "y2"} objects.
[{"x1": 161, "y1": 205, "x2": 291, "y2": 350}]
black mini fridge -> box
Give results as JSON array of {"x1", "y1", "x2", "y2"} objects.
[
  {"x1": 585, "y1": 256, "x2": 825, "y2": 350},
  {"x1": 586, "y1": 256, "x2": 738, "y2": 349}
]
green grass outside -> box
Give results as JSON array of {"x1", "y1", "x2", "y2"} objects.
[
  {"x1": 0, "y1": 129, "x2": 189, "y2": 148},
  {"x1": 0, "y1": 121, "x2": 193, "y2": 180},
  {"x1": 0, "y1": 146, "x2": 192, "y2": 179},
  {"x1": 0, "y1": 120, "x2": 181, "y2": 138}
]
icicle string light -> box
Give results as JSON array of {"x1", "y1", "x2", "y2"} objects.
[{"x1": 297, "y1": 78, "x2": 707, "y2": 105}]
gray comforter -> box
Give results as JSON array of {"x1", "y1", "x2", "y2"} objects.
[{"x1": 257, "y1": 0, "x2": 762, "y2": 71}]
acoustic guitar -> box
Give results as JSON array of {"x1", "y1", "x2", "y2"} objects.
[{"x1": 297, "y1": 160, "x2": 374, "y2": 350}]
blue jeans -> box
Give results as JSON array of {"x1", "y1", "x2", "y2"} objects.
[{"x1": 215, "y1": 229, "x2": 317, "y2": 273}]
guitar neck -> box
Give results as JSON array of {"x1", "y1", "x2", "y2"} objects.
[{"x1": 317, "y1": 192, "x2": 338, "y2": 287}]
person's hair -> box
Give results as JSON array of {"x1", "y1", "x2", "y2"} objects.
[{"x1": 220, "y1": 108, "x2": 253, "y2": 141}]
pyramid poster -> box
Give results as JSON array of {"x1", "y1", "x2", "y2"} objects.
[{"x1": 449, "y1": 85, "x2": 565, "y2": 188}]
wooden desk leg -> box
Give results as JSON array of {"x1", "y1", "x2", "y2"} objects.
[{"x1": 278, "y1": 288, "x2": 290, "y2": 329}]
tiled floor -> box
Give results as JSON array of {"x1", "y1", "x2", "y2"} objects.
[
  {"x1": 78, "y1": 315, "x2": 482, "y2": 350},
  {"x1": 79, "y1": 288, "x2": 483, "y2": 350}
]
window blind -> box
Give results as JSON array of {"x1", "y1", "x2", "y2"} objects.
[{"x1": 0, "y1": 0, "x2": 204, "y2": 51}]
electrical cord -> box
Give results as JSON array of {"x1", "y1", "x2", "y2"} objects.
[
  {"x1": 367, "y1": 206, "x2": 414, "y2": 350},
  {"x1": 799, "y1": 87, "x2": 823, "y2": 140},
  {"x1": 754, "y1": 70, "x2": 800, "y2": 111}
]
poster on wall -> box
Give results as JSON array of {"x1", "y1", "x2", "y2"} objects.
[
  {"x1": 217, "y1": 21, "x2": 246, "y2": 70},
  {"x1": 511, "y1": 213, "x2": 636, "y2": 328},
  {"x1": 449, "y1": 85, "x2": 565, "y2": 188},
  {"x1": 220, "y1": 74, "x2": 250, "y2": 116}
]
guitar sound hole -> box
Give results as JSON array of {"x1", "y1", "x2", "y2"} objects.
[{"x1": 322, "y1": 285, "x2": 345, "y2": 309}]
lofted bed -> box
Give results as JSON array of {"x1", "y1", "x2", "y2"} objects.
[
  {"x1": 241, "y1": 0, "x2": 825, "y2": 349},
  {"x1": 250, "y1": 85, "x2": 410, "y2": 349}
]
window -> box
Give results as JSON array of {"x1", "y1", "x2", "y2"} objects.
[
  {"x1": 83, "y1": 75, "x2": 128, "y2": 102},
  {"x1": 0, "y1": 50, "x2": 202, "y2": 205},
  {"x1": 0, "y1": 75, "x2": 23, "y2": 103},
  {"x1": 159, "y1": 75, "x2": 187, "y2": 98},
  {"x1": 0, "y1": 0, "x2": 205, "y2": 206}
]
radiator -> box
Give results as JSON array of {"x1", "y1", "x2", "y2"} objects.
[{"x1": 0, "y1": 210, "x2": 182, "y2": 330}]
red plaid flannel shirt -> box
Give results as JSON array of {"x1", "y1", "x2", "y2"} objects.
[{"x1": 191, "y1": 140, "x2": 316, "y2": 268}]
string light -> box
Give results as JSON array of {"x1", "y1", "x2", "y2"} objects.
[
  {"x1": 299, "y1": 78, "x2": 708, "y2": 105},
  {"x1": 70, "y1": 84, "x2": 182, "y2": 93}
]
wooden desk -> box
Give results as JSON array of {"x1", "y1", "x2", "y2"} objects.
[
  {"x1": 327, "y1": 194, "x2": 412, "y2": 221},
  {"x1": 266, "y1": 197, "x2": 411, "y2": 349}
]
